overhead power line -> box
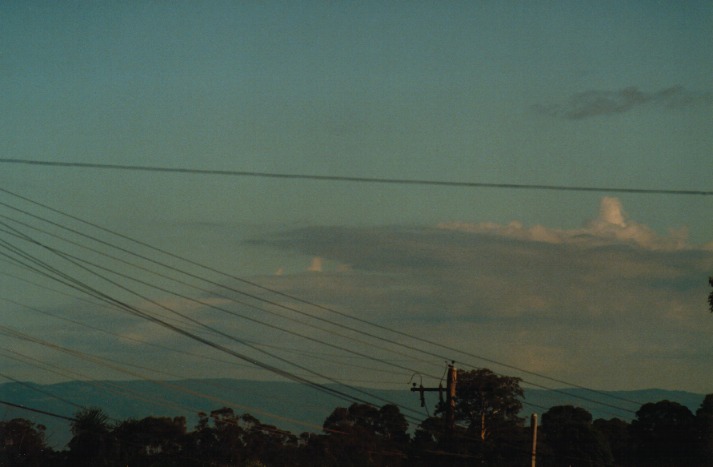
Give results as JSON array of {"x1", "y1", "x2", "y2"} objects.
[
  {"x1": 1, "y1": 158, "x2": 711, "y2": 196},
  {"x1": 0, "y1": 399, "x2": 76, "y2": 422},
  {"x1": 0, "y1": 187, "x2": 642, "y2": 416},
  {"x1": 0, "y1": 217, "x2": 436, "y2": 424}
]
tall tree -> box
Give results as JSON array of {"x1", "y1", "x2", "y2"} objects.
[
  {"x1": 418, "y1": 368, "x2": 527, "y2": 466},
  {"x1": 113, "y1": 416, "x2": 187, "y2": 466},
  {"x1": 67, "y1": 407, "x2": 118, "y2": 467},
  {"x1": 695, "y1": 394, "x2": 713, "y2": 466},
  {"x1": 593, "y1": 418, "x2": 633, "y2": 466},
  {"x1": 187, "y1": 407, "x2": 246, "y2": 466},
  {"x1": 240, "y1": 413, "x2": 299, "y2": 466},
  {"x1": 0, "y1": 418, "x2": 51, "y2": 467},
  {"x1": 441, "y1": 368, "x2": 524, "y2": 441},
  {"x1": 541, "y1": 406, "x2": 613, "y2": 467},
  {"x1": 630, "y1": 400, "x2": 697, "y2": 466},
  {"x1": 316, "y1": 403, "x2": 409, "y2": 467}
]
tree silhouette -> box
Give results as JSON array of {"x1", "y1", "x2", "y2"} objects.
[
  {"x1": 188, "y1": 407, "x2": 246, "y2": 466},
  {"x1": 8, "y1": 389, "x2": 713, "y2": 466},
  {"x1": 67, "y1": 407, "x2": 117, "y2": 467},
  {"x1": 442, "y1": 368, "x2": 524, "y2": 441},
  {"x1": 695, "y1": 394, "x2": 713, "y2": 465},
  {"x1": 113, "y1": 416, "x2": 187, "y2": 466},
  {"x1": 316, "y1": 403, "x2": 409, "y2": 466},
  {"x1": 541, "y1": 405, "x2": 613, "y2": 467},
  {"x1": 416, "y1": 368, "x2": 527, "y2": 466},
  {"x1": 593, "y1": 418, "x2": 632, "y2": 466},
  {"x1": 240, "y1": 413, "x2": 299, "y2": 466},
  {"x1": 0, "y1": 418, "x2": 50, "y2": 467},
  {"x1": 630, "y1": 400, "x2": 696, "y2": 466}
]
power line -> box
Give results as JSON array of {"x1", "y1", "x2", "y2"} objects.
[
  {"x1": 0, "y1": 211, "x2": 440, "y2": 373},
  {"x1": 0, "y1": 220, "x2": 439, "y2": 388},
  {"x1": 1, "y1": 158, "x2": 711, "y2": 196},
  {"x1": 0, "y1": 399, "x2": 76, "y2": 422},
  {"x1": 0, "y1": 224, "x2": 430, "y2": 423},
  {"x1": 0, "y1": 187, "x2": 644, "y2": 414},
  {"x1": 0, "y1": 329, "x2": 329, "y2": 433},
  {"x1": 0, "y1": 217, "x2": 635, "y2": 420},
  {"x1": 0, "y1": 240, "x2": 372, "y2": 409}
]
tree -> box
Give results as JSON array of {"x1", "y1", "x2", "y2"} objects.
[
  {"x1": 418, "y1": 368, "x2": 527, "y2": 466},
  {"x1": 630, "y1": 400, "x2": 696, "y2": 466},
  {"x1": 0, "y1": 418, "x2": 51, "y2": 467},
  {"x1": 695, "y1": 394, "x2": 713, "y2": 466},
  {"x1": 184, "y1": 407, "x2": 299, "y2": 466},
  {"x1": 593, "y1": 418, "x2": 633, "y2": 466},
  {"x1": 708, "y1": 277, "x2": 713, "y2": 313},
  {"x1": 541, "y1": 406, "x2": 613, "y2": 467},
  {"x1": 186, "y1": 407, "x2": 246, "y2": 466},
  {"x1": 314, "y1": 403, "x2": 409, "y2": 467},
  {"x1": 442, "y1": 368, "x2": 524, "y2": 441},
  {"x1": 67, "y1": 407, "x2": 118, "y2": 467},
  {"x1": 240, "y1": 413, "x2": 299, "y2": 466},
  {"x1": 113, "y1": 416, "x2": 187, "y2": 466}
]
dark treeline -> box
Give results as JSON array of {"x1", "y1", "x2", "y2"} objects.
[{"x1": 2, "y1": 369, "x2": 712, "y2": 466}]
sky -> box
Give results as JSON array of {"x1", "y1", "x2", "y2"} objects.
[{"x1": 0, "y1": 0, "x2": 712, "y2": 418}]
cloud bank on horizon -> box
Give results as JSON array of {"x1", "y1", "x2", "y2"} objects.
[{"x1": 255, "y1": 197, "x2": 713, "y2": 391}]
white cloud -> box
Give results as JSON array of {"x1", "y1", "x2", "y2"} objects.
[
  {"x1": 308, "y1": 257, "x2": 323, "y2": 272},
  {"x1": 438, "y1": 197, "x2": 693, "y2": 251},
  {"x1": 598, "y1": 196, "x2": 626, "y2": 227}
]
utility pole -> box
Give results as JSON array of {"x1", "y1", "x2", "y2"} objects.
[
  {"x1": 445, "y1": 362, "x2": 457, "y2": 436},
  {"x1": 410, "y1": 361, "x2": 457, "y2": 440},
  {"x1": 531, "y1": 413, "x2": 538, "y2": 467}
]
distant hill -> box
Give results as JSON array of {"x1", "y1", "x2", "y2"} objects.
[{"x1": 0, "y1": 379, "x2": 706, "y2": 449}]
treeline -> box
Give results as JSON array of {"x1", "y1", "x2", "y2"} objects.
[{"x1": 1, "y1": 369, "x2": 712, "y2": 466}]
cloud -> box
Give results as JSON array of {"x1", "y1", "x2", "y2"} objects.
[
  {"x1": 307, "y1": 257, "x2": 323, "y2": 272},
  {"x1": 253, "y1": 198, "x2": 713, "y2": 391},
  {"x1": 438, "y1": 197, "x2": 692, "y2": 251},
  {"x1": 534, "y1": 86, "x2": 713, "y2": 119}
]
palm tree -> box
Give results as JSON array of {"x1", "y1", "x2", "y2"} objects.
[{"x1": 68, "y1": 407, "x2": 117, "y2": 467}]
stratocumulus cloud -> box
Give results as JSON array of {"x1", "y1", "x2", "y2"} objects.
[
  {"x1": 254, "y1": 198, "x2": 713, "y2": 390},
  {"x1": 535, "y1": 86, "x2": 713, "y2": 119}
]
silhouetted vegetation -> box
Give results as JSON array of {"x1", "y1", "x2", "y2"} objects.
[{"x1": 1, "y1": 370, "x2": 712, "y2": 466}]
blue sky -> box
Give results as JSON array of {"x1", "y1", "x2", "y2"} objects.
[{"x1": 1, "y1": 1, "x2": 712, "y2": 402}]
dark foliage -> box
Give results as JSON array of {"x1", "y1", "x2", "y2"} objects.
[
  {"x1": 540, "y1": 405, "x2": 613, "y2": 467},
  {"x1": 1, "y1": 376, "x2": 711, "y2": 466},
  {"x1": 630, "y1": 400, "x2": 698, "y2": 466},
  {"x1": 0, "y1": 418, "x2": 50, "y2": 467},
  {"x1": 593, "y1": 418, "x2": 633, "y2": 465},
  {"x1": 413, "y1": 368, "x2": 528, "y2": 466}
]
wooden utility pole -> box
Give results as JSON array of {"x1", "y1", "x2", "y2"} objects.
[
  {"x1": 531, "y1": 413, "x2": 538, "y2": 467},
  {"x1": 410, "y1": 361, "x2": 457, "y2": 439},
  {"x1": 445, "y1": 362, "x2": 457, "y2": 436}
]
